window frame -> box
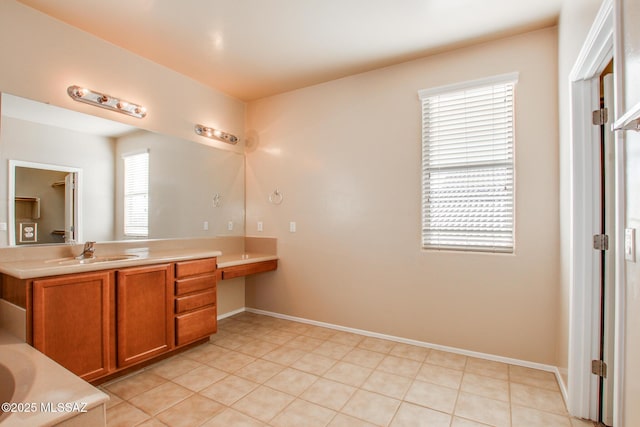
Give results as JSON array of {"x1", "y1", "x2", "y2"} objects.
[{"x1": 418, "y1": 72, "x2": 518, "y2": 253}]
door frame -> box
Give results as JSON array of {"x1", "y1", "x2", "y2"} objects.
[{"x1": 567, "y1": 0, "x2": 624, "y2": 424}]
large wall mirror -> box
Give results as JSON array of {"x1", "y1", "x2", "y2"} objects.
[{"x1": 0, "y1": 92, "x2": 245, "y2": 247}]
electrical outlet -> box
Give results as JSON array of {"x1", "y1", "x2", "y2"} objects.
[
  {"x1": 289, "y1": 221, "x2": 296, "y2": 233},
  {"x1": 228, "y1": 221, "x2": 233, "y2": 231},
  {"x1": 257, "y1": 221, "x2": 263, "y2": 232},
  {"x1": 203, "y1": 221, "x2": 209, "y2": 231}
]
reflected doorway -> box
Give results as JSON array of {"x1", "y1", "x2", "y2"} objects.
[{"x1": 8, "y1": 160, "x2": 82, "y2": 245}]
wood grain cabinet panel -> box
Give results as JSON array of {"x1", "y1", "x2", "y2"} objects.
[
  {"x1": 175, "y1": 306, "x2": 217, "y2": 346},
  {"x1": 32, "y1": 271, "x2": 113, "y2": 381},
  {"x1": 116, "y1": 264, "x2": 173, "y2": 367}
]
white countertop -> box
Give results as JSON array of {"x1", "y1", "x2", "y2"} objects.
[{"x1": 0, "y1": 248, "x2": 222, "y2": 279}]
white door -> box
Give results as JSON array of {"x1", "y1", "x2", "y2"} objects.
[
  {"x1": 600, "y1": 72, "x2": 615, "y2": 427},
  {"x1": 64, "y1": 173, "x2": 76, "y2": 243}
]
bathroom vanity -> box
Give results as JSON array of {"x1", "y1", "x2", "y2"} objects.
[{"x1": 0, "y1": 237, "x2": 278, "y2": 385}]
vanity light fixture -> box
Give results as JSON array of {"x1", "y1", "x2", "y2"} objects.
[
  {"x1": 67, "y1": 85, "x2": 147, "y2": 118},
  {"x1": 194, "y1": 124, "x2": 238, "y2": 145}
]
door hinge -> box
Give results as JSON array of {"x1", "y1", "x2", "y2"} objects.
[
  {"x1": 592, "y1": 359, "x2": 608, "y2": 378},
  {"x1": 593, "y1": 107, "x2": 608, "y2": 126},
  {"x1": 593, "y1": 234, "x2": 609, "y2": 250}
]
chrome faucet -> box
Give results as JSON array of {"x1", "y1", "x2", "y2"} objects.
[{"x1": 76, "y1": 241, "x2": 96, "y2": 259}]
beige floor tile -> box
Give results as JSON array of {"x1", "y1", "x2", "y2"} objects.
[
  {"x1": 454, "y1": 392, "x2": 510, "y2": 427},
  {"x1": 199, "y1": 375, "x2": 258, "y2": 406},
  {"x1": 327, "y1": 413, "x2": 378, "y2": 427},
  {"x1": 241, "y1": 325, "x2": 276, "y2": 340},
  {"x1": 104, "y1": 371, "x2": 167, "y2": 400},
  {"x1": 304, "y1": 326, "x2": 338, "y2": 340},
  {"x1": 236, "y1": 339, "x2": 281, "y2": 358},
  {"x1": 212, "y1": 333, "x2": 255, "y2": 350},
  {"x1": 511, "y1": 405, "x2": 572, "y2": 427},
  {"x1": 465, "y1": 357, "x2": 509, "y2": 381},
  {"x1": 285, "y1": 335, "x2": 325, "y2": 351},
  {"x1": 265, "y1": 367, "x2": 319, "y2": 396},
  {"x1": 341, "y1": 389, "x2": 401, "y2": 426},
  {"x1": 404, "y1": 379, "x2": 458, "y2": 413},
  {"x1": 389, "y1": 343, "x2": 430, "y2": 363},
  {"x1": 100, "y1": 388, "x2": 123, "y2": 409},
  {"x1": 329, "y1": 331, "x2": 365, "y2": 347},
  {"x1": 510, "y1": 382, "x2": 568, "y2": 415},
  {"x1": 136, "y1": 418, "x2": 168, "y2": 426},
  {"x1": 416, "y1": 363, "x2": 463, "y2": 389},
  {"x1": 182, "y1": 343, "x2": 232, "y2": 363},
  {"x1": 232, "y1": 385, "x2": 296, "y2": 423},
  {"x1": 313, "y1": 341, "x2": 354, "y2": 360},
  {"x1": 342, "y1": 348, "x2": 386, "y2": 369},
  {"x1": 106, "y1": 401, "x2": 151, "y2": 427},
  {"x1": 206, "y1": 350, "x2": 256, "y2": 373},
  {"x1": 262, "y1": 346, "x2": 307, "y2": 366},
  {"x1": 291, "y1": 353, "x2": 337, "y2": 376},
  {"x1": 271, "y1": 398, "x2": 336, "y2": 427},
  {"x1": 260, "y1": 330, "x2": 297, "y2": 345},
  {"x1": 171, "y1": 364, "x2": 227, "y2": 392},
  {"x1": 571, "y1": 418, "x2": 597, "y2": 426},
  {"x1": 155, "y1": 394, "x2": 224, "y2": 427},
  {"x1": 234, "y1": 358, "x2": 285, "y2": 383},
  {"x1": 425, "y1": 350, "x2": 467, "y2": 371},
  {"x1": 201, "y1": 408, "x2": 266, "y2": 427},
  {"x1": 509, "y1": 365, "x2": 560, "y2": 391},
  {"x1": 377, "y1": 355, "x2": 422, "y2": 378},
  {"x1": 461, "y1": 372, "x2": 509, "y2": 402},
  {"x1": 129, "y1": 382, "x2": 192, "y2": 416},
  {"x1": 361, "y1": 370, "x2": 412, "y2": 400},
  {"x1": 390, "y1": 402, "x2": 451, "y2": 427},
  {"x1": 357, "y1": 337, "x2": 395, "y2": 354},
  {"x1": 451, "y1": 416, "x2": 492, "y2": 426},
  {"x1": 146, "y1": 356, "x2": 203, "y2": 380},
  {"x1": 277, "y1": 321, "x2": 312, "y2": 335},
  {"x1": 301, "y1": 378, "x2": 357, "y2": 411},
  {"x1": 323, "y1": 361, "x2": 373, "y2": 387}
]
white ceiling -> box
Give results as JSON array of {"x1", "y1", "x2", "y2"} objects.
[{"x1": 17, "y1": 0, "x2": 561, "y2": 101}]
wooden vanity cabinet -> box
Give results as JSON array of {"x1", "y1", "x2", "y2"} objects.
[
  {"x1": 23, "y1": 256, "x2": 218, "y2": 383},
  {"x1": 174, "y1": 258, "x2": 217, "y2": 346},
  {"x1": 116, "y1": 264, "x2": 173, "y2": 367},
  {"x1": 32, "y1": 271, "x2": 114, "y2": 381}
]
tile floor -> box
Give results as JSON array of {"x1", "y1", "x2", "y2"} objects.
[{"x1": 101, "y1": 312, "x2": 596, "y2": 427}]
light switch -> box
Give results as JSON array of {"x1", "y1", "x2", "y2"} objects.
[
  {"x1": 228, "y1": 221, "x2": 233, "y2": 231},
  {"x1": 625, "y1": 228, "x2": 636, "y2": 262},
  {"x1": 0, "y1": 222, "x2": 6, "y2": 231},
  {"x1": 289, "y1": 221, "x2": 296, "y2": 233},
  {"x1": 203, "y1": 221, "x2": 209, "y2": 231},
  {"x1": 257, "y1": 221, "x2": 263, "y2": 232}
]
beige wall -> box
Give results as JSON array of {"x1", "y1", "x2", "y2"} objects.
[
  {"x1": 246, "y1": 28, "x2": 560, "y2": 364},
  {"x1": 556, "y1": 0, "x2": 605, "y2": 385}
]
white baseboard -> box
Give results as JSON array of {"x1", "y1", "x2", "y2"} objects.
[
  {"x1": 217, "y1": 307, "x2": 246, "y2": 321},
  {"x1": 243, "y1": 307, "x2": 561, "y2": 377}
]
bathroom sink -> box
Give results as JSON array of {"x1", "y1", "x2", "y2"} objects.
[{"x1": 46, "y1": 254, "x2": 140, "y2": 265}]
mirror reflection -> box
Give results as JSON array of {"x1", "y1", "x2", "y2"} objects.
[{"x1": 0, "y1": 93, "x2": 245, "y2": 247}]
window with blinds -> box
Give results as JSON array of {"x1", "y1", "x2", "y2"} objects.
[
  {"x1": 123, "y1": 151, "x2": 149, "y2": 237},
  {"x1": 419, "y1": 73, "x2": 517, "y2": 253}
]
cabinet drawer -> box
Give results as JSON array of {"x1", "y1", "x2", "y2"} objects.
[
  {"x1": 175, "y1": 306, "x2": 217, "y2": 346},
  {"x1": 175, "y1": 274, "x2": 215, "y2": 296},
  {"x1": 175, "y1": 258, "x2": 217, "y2": 279},
  {"x1": 175, "y1": 289, "x2": 216, "y2": 313}
]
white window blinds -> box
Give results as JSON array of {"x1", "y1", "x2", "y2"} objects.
[
  {"x1": 419, "y1": 73, "x2": 517, "y2": 253},
  {"x1": 123, "y1": 151, "x2": 149, "y2": 237}
]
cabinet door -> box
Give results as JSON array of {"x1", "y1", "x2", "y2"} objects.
[
  {"x1": 32, "y1": 271, "x2": 113, "y2": 381},
  {"x1": 116, "y1": 264, "x2": 173, "y2": 367}
]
